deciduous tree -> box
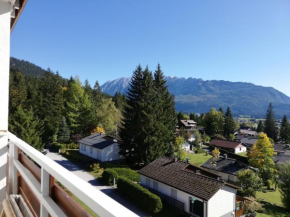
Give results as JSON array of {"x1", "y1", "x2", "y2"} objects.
[{"x1": 248, "y1": 133, "x2": 275, "y2": 182}]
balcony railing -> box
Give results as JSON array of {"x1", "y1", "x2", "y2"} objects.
[{"x1": 2, "y1": 132, "x2": 138, "y2": 217}]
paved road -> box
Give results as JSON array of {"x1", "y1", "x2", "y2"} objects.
[{"x1": 46, "y1": 151, "x2": 149, "y2": 217}]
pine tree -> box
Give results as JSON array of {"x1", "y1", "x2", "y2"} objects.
[
  {"x1": 120, "y1": 65, "x2": 174, "y2": 165},
  {"x1": 153, "y1": 64, "x2": 176, "y2": 158},
  {"x1": 38, "y1": 71, "x2": 63, "y2": 142},
  {"x1": 264, "y1": 103, "x2": 277, "y2": 141},
  {"x1": 256, "y1": 121, "x2": 264, "y2": 133},
  {"x1": 280, "y1": 115, "x2": 290, "y2": 143},
  {"x1": 9, "y1": 107, "x2": 44, "y2": 150},
  {"x1": 224, "y1": 107, "x2": 235, "y2": 138},
  {"x1": 58, "y1": 117, "x2": 70, "y2": 143}
]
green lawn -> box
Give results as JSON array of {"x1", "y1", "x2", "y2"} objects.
[
  {"x1": 185, "y1": 153, "x2": 211, "y2": 166},
  {"x1": 256, "y1": 189, "x2": 289, "y2": 217},
  {"x1": 237, "y1": 152, "x2": 247, "y2": 157}
]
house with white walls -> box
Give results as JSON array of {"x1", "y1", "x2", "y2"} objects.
[
  {"x1": 79, "y1": 133, "x2": 124, "y2": 162},
  {"x1": 139, "y1": 157, "x2": 239, "y2": 217},
  {"x1": 209, "y1": 139, "x2": 247, "y2": 154}
]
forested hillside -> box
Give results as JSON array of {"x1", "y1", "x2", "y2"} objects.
[
  {"x1": 10, "y1": 57, "x2": 46, "y2": 77},
  {"x1": 9, "y1": 59, "x2": 125, "y2": 149}
]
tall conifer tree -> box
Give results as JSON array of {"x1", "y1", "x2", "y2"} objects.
[
  {"x1": 280, "y1": 115, "x2": 290, "y2": 143},
  {"x1": 224, "y1": 107, "x2": 235, "y2": 138},
  {"x1": 264, "y1": 103, "x2": 277, "y2": 141},
  {"x1": 154, "y1": 64, "x2": 176, "y2": 158},
  {"x1": 120, "y1": 65, "x2": 175, "y2": 165}
]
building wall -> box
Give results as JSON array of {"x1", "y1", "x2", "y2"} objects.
[
  {"x1": 79, "y1": 143, "x2": 99, "y2": 160},
  {"x1": 0, "y1": 1, "x2": 11, "y2": 132},
  {"x1": 0, "y1": 2, "x2": 12, "y2": 208},
  {"x1": 102, "y1": 143, "x2": 123, "y2": 162},
  {"x1": 79, "y1": 143, "x2": 123, "y2": 162},
  {"x1": 207, "y1": 185, "x2": 236, "y2": 217},
  {"x1": 141, "y1": 175, "x2": 236, "y2": 217},
  {"x1": 141, "y1": 175, "x2": 204, "y2": 214},
  {"x1": 234, "y1": 146, "x2": 247, "y2": 154}
]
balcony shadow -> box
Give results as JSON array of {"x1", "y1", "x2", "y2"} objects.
[
  {"x1": 100, "y1": 188, "x2": 149, "y2": 217},
  {"x1": 54, "y1": 160, "x2": 83, "y2": 172}
]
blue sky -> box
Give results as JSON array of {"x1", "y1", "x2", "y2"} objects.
[{"x1": 11, "y1": 1, "x2": 290, "y2": 95}]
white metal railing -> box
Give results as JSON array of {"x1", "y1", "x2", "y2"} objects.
[{"x1": 7, "y1": 132, "x2": 138, "y2": 217}]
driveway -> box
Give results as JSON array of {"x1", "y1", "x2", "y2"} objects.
[{"x1": 45, "y1": 151, "x2": 149, "y2": 217}]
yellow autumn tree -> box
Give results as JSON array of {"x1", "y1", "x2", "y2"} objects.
[
  {"x1": 212, "y1": 147, "x2": 220, "y2": 160},
  {"x1": 91, "y1": 126, "x2": 105, "y2": 135},
  {"x1": 248, "y1": 133, "x2": 275, "y2": 181}
]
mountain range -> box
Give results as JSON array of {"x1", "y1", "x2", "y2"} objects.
[
  {"x1": 101, "y1": 77, "x2": 290, "y2": 118},
  {"x1": 9, "y1": 57, "x2": 290, "y2": 118}
]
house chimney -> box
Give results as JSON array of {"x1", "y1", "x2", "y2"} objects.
[
  {"x1": 196, "y1": 170, "x2": 200, "y2": 174},
  {"x1": 186, "y1": 158, "x2": 190, "y2": 164},
  {"x1": 224, "y1": 154, "x2": 228, "y2": 159},
  {"x1": 173, "y1": 157, "x2": 178, "y2": 162}
]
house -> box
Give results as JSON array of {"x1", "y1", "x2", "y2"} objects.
[
  {"x1": 240, "y1": 138, "x2": 257, "y2": 148},
  {"x1": 139, "y1": 157, "x2": 239, "y2": 217},
  {"x1": 273, "y1": 143, "x2": 290, "y2": 154},
  {"x1": 180, "y1": 120, "x2": 197, "y2": 131},
  {"x1": 201, "y1": 154, "x2": 253, "y2": 184},
  {"x1": 239, "y1": 129, "x2": 257, "y2": 137},
  {"x1": 79, "y1": 133, "x2": 124, "y2": 162},
  {"x1": 209, "y1": 139, "x2": 247, "y2": 154},
  {"x1": 274, "y1": 150, "x2": 290, "y2": 164}
]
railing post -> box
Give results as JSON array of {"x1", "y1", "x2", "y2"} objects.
[
  {"x1": 8, "y1": 141, "x2": 18, "y2": 195},
  {"x1": 40, "y1": 168, "x2": 49, "y2": 217}
]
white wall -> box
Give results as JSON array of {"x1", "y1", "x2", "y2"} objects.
[
  {"x1": 234, "y1": 146, "x2": 247, "y2": 154},
  {"x1": 207, "y1": 185, "x2": 236, "y2": 217},
  {"x1": 0, "y1": 1, "x2": 12, "y2": 208},
  {"x1": 102, "y1": 143, "x2": 123, "y2": 162},
  {"x1": 140, "y1": 175, "x2": 204, "y2": 213},
  {"x1": 141, "y1": 175, "x2": 236, "y2": 217},
  {"x1": 0, "y1": 1, "x2": 11, "y2": 132}
]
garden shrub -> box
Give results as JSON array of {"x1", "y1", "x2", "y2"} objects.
[
  {"x1": 196, "y1": 148, "x2": 205, "y2": 154},
  {"x1": 102, "y1": 169, "x2": 118, "y2": 186},
  {"x1": 117, "y1": 176, "x2": 162, "y2": 213},
  {"x1": 113, "y1": 168, "x2": 140, "y2": 182}
]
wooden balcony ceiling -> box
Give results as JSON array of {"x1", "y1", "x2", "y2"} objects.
[{"x1": 11, "y1": 0, "x2": 28, "y2": 32}]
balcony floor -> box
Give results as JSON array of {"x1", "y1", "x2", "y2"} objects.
[{"x1": 45, "y1": 151, "x2": 148, "y2": 217}]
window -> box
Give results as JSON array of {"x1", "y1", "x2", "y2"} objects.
[
  {"x1": 146, "y1": 178, "x2": 151, "y2": 188},
  {"x1": 236, "y1": 201, "x2": 243, "y2": 211},
  {"x1": 153, "y1": 181, "x2": 158, "y2": 191},
  {"x1": 84, "y1": 145, "x2": 86, "y2": 151},
  {"x1": 171, "y1": 189, "x2": 177, "y2": 200},
  {"x1": 90, "y1": 147, "x2": 93, "y2": 154}
]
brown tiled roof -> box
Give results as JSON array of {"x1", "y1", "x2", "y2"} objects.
[
  {"x1": 138, "y1": 157, "x2": 226, "y2": 201},
  {"x1": 210, "y1": 139, "x2": 244, "y2": 149}
]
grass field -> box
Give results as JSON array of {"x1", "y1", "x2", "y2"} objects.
[
  {"x1": 237, "y1": 152, "x2": 247, "y2": 157},
  {"x1": 256, "y1": 189, "x2": 289, "y2": 217},
  {"x1": 185, "y1": 153, "x2": 212, "y2": 166}
]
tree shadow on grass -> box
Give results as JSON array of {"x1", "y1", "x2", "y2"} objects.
[{"x1": 258, "y1": 201, "x2": 288, "y2": 217}]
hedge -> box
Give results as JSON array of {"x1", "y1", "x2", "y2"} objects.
[
  {"x1": 102, "y1": 169, "x2": 118, "y2": 186},
  {"x1": 113, "y1": 168, "x2": 140, "y2": 182},
  {"x1": 117, "y1": 176, "x2": 162, "y2": 213}
]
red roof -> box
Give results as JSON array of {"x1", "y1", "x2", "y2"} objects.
[{"x1": 210, "y1": 139, "x2": 244, "y2": 149}]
